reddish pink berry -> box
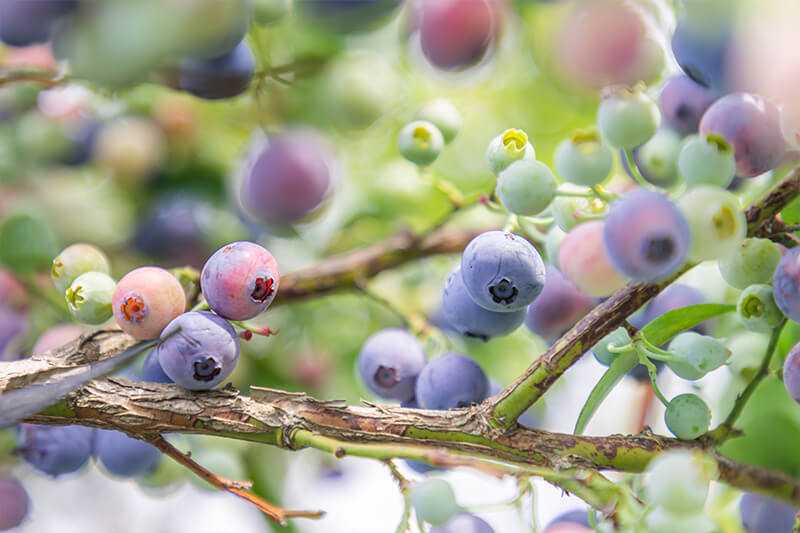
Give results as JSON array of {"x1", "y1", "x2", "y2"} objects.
[
  {"x1": 200, "y1": 241, "x2": 280, "y2": 321},
  {"x1": 112, "y1": 267, "x2": 186, "y2": 340}
]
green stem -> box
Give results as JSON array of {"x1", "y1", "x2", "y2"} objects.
[
  {"x1": 623, "y1": 149, "x2": 657, "y2": 191},
  {"x1": 636, "y1": 334, "x2": 672, "y2": 357},
  {"x1": 190, "y1": 301, "x2": 210, "y2": 312},
  {"x1": 636, "y1": 348, "x2": 670, "y2": 407},
  {"x1": 607, "y1": 342, "x2": 635, "y2": 354},
  {"x1": 709, "y1": 319, "x2": 786, "y2": 442}
]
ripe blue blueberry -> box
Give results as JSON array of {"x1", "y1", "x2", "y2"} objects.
[
  {"x1": 156, "y1": 311, "x2": 240, "y2": 390},
  {"x1": 93, "y1": 430, "x2": 162, "y2": 478},
  {"x1": 174, "y1": 41, "x2": 254, "y2": 100},
  {"x1": 782, "y1": 342, "x2": 800, "y2": 404},
  {"x1": 441, "y1": 266, "x2": 526, "y2": 341},
  {"x1": 603, "y1": 189, "x2": 691, "y2": 281},
  {"x1": 17, "y1": 424, "x2": 93, "y2": 477},
  {"x1": 524, "y1": 265, "x2": 596, "y2": 342},
  {"x1": 740, "y1": 493, "x2": 798, "y2": 533},
  {"x1": 699, "y1": 93, "x2": 786, "y2": 178},
  {"x1": 542, "y1": 509, "x2": 593, "y2": 532},
  {"x1": 201, "y1": 241, "x2": 280, "y2": 321},
  {"x1": 658, "y1": 75, "x2": 718, "y2": 136},
  {"x1": 772, "y1": 247, "x2": 800, "y2": 323},
  {"x1": 0, "y1": 0, "x2": 77, "y2": 46},
  {"x1": 415, "y1": 353, "x2": 489, "y2": 410},
  {"x1": 671, "y1": 8, "x2": 733, "y2": 92},
  {"x1": 357, "y1": 328, "x2": 426, "y2": 402},
  {"x1": 430, "y1": 513, "x2": 494, "y2": 533},
  {"x1": 461, "y1": 231, "x2": 546, "y2": 312},
  {"x1": 0, "y1": 476, "x2": 28, "y2": 531}
]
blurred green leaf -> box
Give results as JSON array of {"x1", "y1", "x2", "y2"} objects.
[{"x1": 0, "y1": 211, "x2": 58, "y2": 273}]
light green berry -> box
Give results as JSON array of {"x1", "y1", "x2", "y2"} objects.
[
  {"x1": 737, "y1": 284, "x2": 785, "y2": 333},
  {"x1": 52, "y1": 243, "x2": 112, "y2": 296},
  {"x1": 664, "y1": 393, "x2": 711, "y2": 440},
  {"x1": 496, "y1": 160, "x2": 557, "y2": 216},
  {"x1": 677, "y1": 186, "x2": 746, "y2": 263},
  {"x1": 398, "y1": 120, "x2": 445, "y2": 166},
  {"x1": 65, "y1": 271, "x2": 116, "y2": 325},
  {"x1": 416, "y1": 99, "x2": 461, "y2": 144},
  {"x1": 486, "y1": 128, "x2": 536, "y2": 175},
  {"x1": 597, "y1": 85, "x2": 661, "y2": 149},
  {"x1": 410, "y1": 478, "x2": 460, "y2": 526},
  {"x1": 718, "y1": 238, "x2": 782, "y2": 290}
]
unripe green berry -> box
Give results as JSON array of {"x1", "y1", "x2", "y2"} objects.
[
  {"x1": 726, "y1": 331, "x2": 768, "y2": 380},
  {"x1": 667, "y1": 331, "x2": 731, "y2": 380},
  {"x1": 677, "y1": 186, "x2": 746, "y2": 263},
  {"x1": 52, "y1": 243, "x2": 112, "y2": 296},
  {"x1": 597, "y1": 85, "x2": 661, "y2": 149},
  {"x1": 718, "y1": 238, "x2": 782, "y2": 290},
  {"x1": 544, "y1": 225, "x2": 567, "y2": 264},
  {"x1": 252, "y1": 0, "x2": 289, "y2": 25},
  {"x1": 410, "y1": 478, "x2": 460, "y2": 526},
  {"x1": 592, "y1": 327, "x2": 633, "y2": 366},
  {"x1": 635, "y1": 128, "x2": 682, "y2": 187},
  {"x1": 65, "y1": 271, "x2": 116, "y2": 325},
  {"x1": 678, "y1": 133, "x2": 736, "y2": 189},
  {"x1": 551, "y1": 185, "x2": 606, "y2": 232},
  {"x1": 664, "y1": 393, "x2": 711, "y2": 440},
  {"x1": 645, "y1": 449, "x2": 715, "y2": 513},
  {"x1": 486, "y1": 128, "x2": 536, "y2": 175},
  {"x1": 737, "y1": 284, "x2": 784, "y2": 333},
  {"x1": 554, "y1": 130, "x2": 613, "y2": 187},
  {"x1": 416, "y1": 99, "x2": 461, "y2": 144},
  {"x1": 398, "y1": 121, "x2": 445, "y2": 166},
  {"x1": 495, "y1": 160, "x2": 557, "y2": 216}
]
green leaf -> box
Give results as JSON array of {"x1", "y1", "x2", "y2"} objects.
[
  {"x1": 0, "y1": 212, "x2": 58, "y2": 273},
  {"x1": 574, "y1": 351, "x2": 638, "y2": 435},
  {"x1": 641, "y1": 303, "x2": 736, "y2": 346},
  {"x1": 574, "y1": 303, "x2": 736, "y2": 435}
]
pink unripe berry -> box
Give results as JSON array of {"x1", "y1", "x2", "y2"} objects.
[{"x1": 112, "y1": 267, "x2": 186, "y2": 340}]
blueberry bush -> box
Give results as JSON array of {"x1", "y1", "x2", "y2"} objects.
[{"x1": 3, "y1": 1, "x2": 800, "y2": 532}]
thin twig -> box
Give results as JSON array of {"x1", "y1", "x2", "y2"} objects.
[{"x1": 147, "y1": 435, "x2": 324, "y2": 526}]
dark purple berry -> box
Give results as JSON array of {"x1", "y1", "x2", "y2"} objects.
[
  {"x1": 357, "y1": 328, "x2": 426, "y2": 402},
  {"x1": 93, "y1": 429, "x2": 162, "y2": 478},
  {"x1": 17, "y1": 424, "x2": 93, "y2": 477},
  {"x1": 659, "y1": 75, "x2": 717, "y2": 135},
  {"x1": 415, "y1": 353, "x2": 488, "y2": 410}
]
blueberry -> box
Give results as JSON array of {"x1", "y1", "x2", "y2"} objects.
[
  {"x1": 0, "y1": 0, "x2": 78, "y2": 46},
  {"x1": 664, "y1": 393, "x2": 711, "y2": 440},
  {"x1": 623, "y1": 128, "x2": 683, "y2": 188},
  {"x1": 645, "y1": 449, "x2": 713, "y2": 514},
  {"x1": 554, "y1": 130, "x2": 613, "y2": 188},
  {"x1": 525, "y1": 265, "x2": 596, "y2": 342},
  {"x1": 242, "y1": 130, "x2": 333, "y2": 224},
  {"x1": 0, "y1": 306, "x2": 28, "y2": 362},
  {"x1": 397, "y1": 121, "x2": 445, "y2": 167},
  {"x1": 201, "y1": 241, "x2": 280, "y2": 321},
  {"x1": 357, "y1": 328, "x2": 426, "y2": 402},
  {"x1": 496, "y1": 160, "x2": 557, "y2": 217},
  {"x1": 156, "y1": 311, "x2": 240, "y2": 390},
  {"x1": 31, "y1": 324, "x2": 83, "y2": 356},
  {"x1": 667, "y1": 332, "x2": 731, "y2": 380},
  {"x1": 461, "y1": 231, "x2": 546, "y2": 312},
  {"x1": 658, "y1": 75, "x2": 718, "y2": 136},
  {"x1": 543, "y1": 509, "x2": 594, "y2": 532},
  {"x1": 558, "y1": 221, "x2": 629, "y2": 298},
  {"x1": 418, "y1": 0, "x2": 495, "y2": 71},
  {"x1": 718, "y1": 238, "x2": 782, "y2": 290},
  {"x1": 740, "y1": 493, "x2": 798, "y2": 533},
  {"x1": 17, "y1": 424, "x2": 93, "y2": 477},
  {"x1": 782, "y1": 342, "x2": 800, "y2": 404},
  {"x1": 140, "y1": 349, "x2": 174, "y2": 383},
  {"x1": 93, "y1": 429, "x2": 162, "y2": 478},
  {"x1": 737, "y1": 284, "x2": 784, "y2": 333},
  {"x1": 699, "y1": 93, "x2": 786, "y2": 178},
  {"x1": 678, "y1": 133, "x2": 736, "y2": 189},
  {"x1": 415, "y1": 353, "x2": 489, "y2": 410},
  {"x1": 597, "y1": 85, "x2": 661, "y2": 149},
  {"x1": 91, "y1": 116, "x2": 166, "y2": 185},
  {"x1": 65, "y1": 271, "x2": 116, "y2": 325},
  {"x1": 603, "y1": 189, "x2": 691, "y2": 281},
  {"x1": 0, "y1": 476, "x2": 28, "y2": 531},
  {"x1": 410, "y1": 478, "x2": 460, "y2": 526},
  {"x1": 51, "y1": 243, "x2": 112, "y2": 297},
  {"x1": 174, "y1": 41, "x2": 254, "y2": 100},
  {"x1": 441, "y1": 266, "x2": 526, "y2": 341},
  {"x1": 430, "y1": 513, "x2": 494, "y2": 533},
  {"x1": 677, "y1": 186, "x2": 746, "y2": 263},
  {"x1": 774, "y1": 247, "x2": 800, "y2": 323},
  {"x1": 112, "y1": 267, "x2": 187, "y2": 340},
  {"x1": 486, "y1": 129, "x2": 536, "y2": 175},
  {"x1": 671, "y1": 8, "x2": 733, "y2": 92},
  {"x1": 416, "y1": 99, "x2": 461, "y2": 144}
]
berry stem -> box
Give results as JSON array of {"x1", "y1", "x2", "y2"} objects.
[
  {"x1": 635, "y1": 335, "x2": 674, "y2": 360},
  {"x1": 622, "y1": 149, "x2": 658, "y2": 192},
  {"x1": 635, "y1": 348, "x2": 670, "y2": 407},
  {"x1": 147, "y1": 435, "x2": 324, "y2": 525},
  {"x1": 708, "y1": 319, "x2": 787, "y2": 443}
]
